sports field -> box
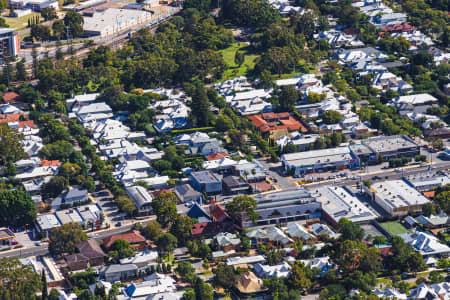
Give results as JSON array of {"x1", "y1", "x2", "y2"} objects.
[{"x1": 379, "y1": 221, "x2": 409, "y2": 236}]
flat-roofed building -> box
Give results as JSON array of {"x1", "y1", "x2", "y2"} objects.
[
  {"x1": 35, "y1": 214, "x2": 61, "y2": 237},
  {"x1": 190, "y1": 171, "x2": 222, "y2": 194},
  {"x1": 404, "y1": 172, "x2": 450, "y2": 192},
  {"x1": 349, "y1": 143, "x2": 377, "y2": 164},
  {"x1": 365, "y1": 180, "x2": 431, "y2": 216},
  {"x1": 281, "y1": 147, "x2": 359, "y2": 175},
  {"x1": 362, "y1": 135, "x2": 420, "y2": 161},
  {"x1": 83, "y1": 8, "x2": 153, "y2": 37},
  {"x1": 55, "y1": 209, "x2": 83, "y2": 225},
  {"x1": 126, "y1": 186, "x2": 153, "y2": 216},
  {"x1": 312, "y1": 186, "x2": 378, "y2": 226},
  {"x1": 76, "y1": 204, "x2": 102, "y2": 229},
  {"x1": 244, "y1": 189, "x2": 321, "y2": 228}
]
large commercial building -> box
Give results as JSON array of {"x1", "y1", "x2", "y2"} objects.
[
  {"x1": 243, "y1": 189, "x2": 321, "y2": 228},
  {"x1": 362, "y1": 135, "x2": 420, "y2": 161},
  {"x1": 8, "y1": 0, "x2": 58, "y2": 11},
  {"x1": 405, "y1": 172, "x2": 450, "y2": 192},
  {"x1": 365, "y1": 180, "x2": 431, "y2": 216},
  {"x1": 83, "y1": 8, "x2": 153, "y2": 37},
  {"x1": 0, "y1": 28, "x2": 20, "y2": 59},
  {"x1": 281, "y1": 147, "x2": 359, "y2": 175},
  {"x1": 313, "y1": 185, "x2": 378, "y2": 226}
]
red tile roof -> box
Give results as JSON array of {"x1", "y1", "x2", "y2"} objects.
[
  {"x1": 249, "y1": 113, "x2": 307, "y2": 133},
  {"x1": 152, "y1": 189, "x2": 173, "y2": 197},
  {"x1": 205, "y1": 152, "x2": 229, "y2": 161},
  {"x1": 41, "y1": 160, "x2": 61, "y2": 167},
  {"x1": 343, "y1": 28, "x2": 360, "y2": 35},
  {"x1": 424, "y1": 191, "x2": 435, "y2": 198},
  {"x1": 191, "y1": 222, "x2": 222, "y2": 237},
  {"x1": 377, "y1": 246, "x2": 392, "y2": 256},
  {"x1": 210, "y1": 204, "x2": 230, "y2": 223},
  {"x1": 18, "y1": 120, "x2": 35, "y2": 128},
  {"x1": 383, "y1": 23, "x2": 416, "y2": 33},
  {"x1": 2, "y1": 92, "x2": 20, "y2": 103},
  {"x1": 103, "y1": 230, "x2": 146, "y2": 249},
  {"x1": 0, "y1": 113, "x2": 24, "y2": 123}
]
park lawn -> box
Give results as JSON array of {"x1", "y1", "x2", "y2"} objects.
[
  {"x1": 3, "y1": 13, "x2": 40, "y2": 31},
  {"x1": 219, "y1": 42, "x2": 259, "y2": 80},
  {"x1": 379, "y1": 221, "x2": 409, "y2": 236}
]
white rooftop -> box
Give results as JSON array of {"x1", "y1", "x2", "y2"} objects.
[
  {"x1": 313, "y1": 186, "x2": 378, "y2": 223},
  {"x1": 371, "y1": 180, "x2": 431, "y2": 210}
]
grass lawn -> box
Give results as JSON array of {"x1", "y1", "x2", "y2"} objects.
[
  {"x1": 3, "y1": 13, "x2": 40, "y2": 31},
  {"x1": 219, "y1": 42, "x2": 260, "y2": 81},
  {"x1": 379, "y1": 221, "x2": 409, "y2": 236}
]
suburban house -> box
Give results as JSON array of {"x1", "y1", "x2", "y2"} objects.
[
  {"x1": 51, "y1": 187, "x2": 89, "y2": 210},
  {"x1": 65, "y1": 239, "x2": 106, "y2": 271},
  {"x1": 389, "y1": 93, "x2": 438, "y2": 115},
  {"x1": 103, "y1": 230, "x2": 147, "y2": 251},
  {"x1": 174, "y1": 183, "x2": 203, "y2": 203}
]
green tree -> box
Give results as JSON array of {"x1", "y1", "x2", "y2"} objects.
[
  {"x1": 41, "y1": 176, "x2": 66, "y2": 200},
  {"x1": 169, "y1": 215, "x2": 194, "y2": 245},
  {"x1": 373, "y1": 236, "x2": 386, "y2": 245},
  {"x1": 234, "y1": 51, "x2": 245, "y2": 67},
  {"x1": 16, "y1": 59, "x2": 26, "y2": 81},
  {"x1": 156, "y1": 233, "x2": 178, "y2": 256},
  {"x1": 48, "y1": 289, "x2": 60, "y2": 300},
  {"x1": 151, "y1": 192, "x2": 178, "y2": 227},
  {"x1": 41, "y1": 7, "x2": 57, "y2": 21},
  {"x1": 64, "y1": 11, "x2": 84, "y2": 38},
  {"x1": 48, "y1": 222, "x2": 88, "y2": 256},
  {"x1": 0, "y1": 258, "x2": 42, "y2": 299},
  {"x1": 30, "y1": 24, "x2": 51, "y2": 41},
  {"x1": 181, "y1": 289, "x2": 196, "y2": 300},
  {"x1": 225, "y1": 195, "x2": 258, "y2": 224},
  {"x1": 108, "y1": 239, "x2": 135, "y2": 261},
  {"x1": 188, "y1": 82, "x2": 211, "y2": 127},
  {"x1": 279, "y1": 85, "x2": 298, "y2": 111},
  {"x1": 176, "y1": 261, "x2": 197, "y2": 284},
  {"x1": 322, "y1": 110, "x2": 343, "y2": 124},
  {"x1": 213, "y1": 265, "x2": 236, "y2": 290},
  {"x1": 0, "y1": 123, "x2": 26, "y2": 164},
  {"x1": 143, "y1": 220, "x2": 162, "y2": 240},
  {"x1": 52, "y1": 20, "x2": 65, "y2": 40},
  {"x1": 0, "y1": 17, "x2": 9, "y2": 28},
  {"x1": 193, "y1": 277, "x2": 214, "y2": 300},
  {"x1": 288, "y1": 263, "x2": 311, "y2": 292},
  {"x1": 42, "y1": 270, "x2": 48, "y2": 300},
  {"x1": 339, "y1": 218, "x2": 364, "y2": 241},
  {"x1": 0, "y1": 190, "x2": 37, "y2": 227},
  {"x1": 116, "y1": 196, "x2": 137, "y2": 216}
]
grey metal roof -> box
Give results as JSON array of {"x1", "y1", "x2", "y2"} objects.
[
  {"x1": 190, "y1": 171, "x2": 220, "y2": 184},
  {"x1": 105, "y1": 264, "x2": 137, "y2": 274}
]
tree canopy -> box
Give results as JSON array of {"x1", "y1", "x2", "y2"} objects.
[
  {"x1": 48, "y1": 222, "x2": 88, "y2": 255},
  {"x1": 0, "y1": 190, "x2": 37, "y2": 227},
  {"x1": 0, "y1": 258, "x2": 42, "y2": 300}
]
